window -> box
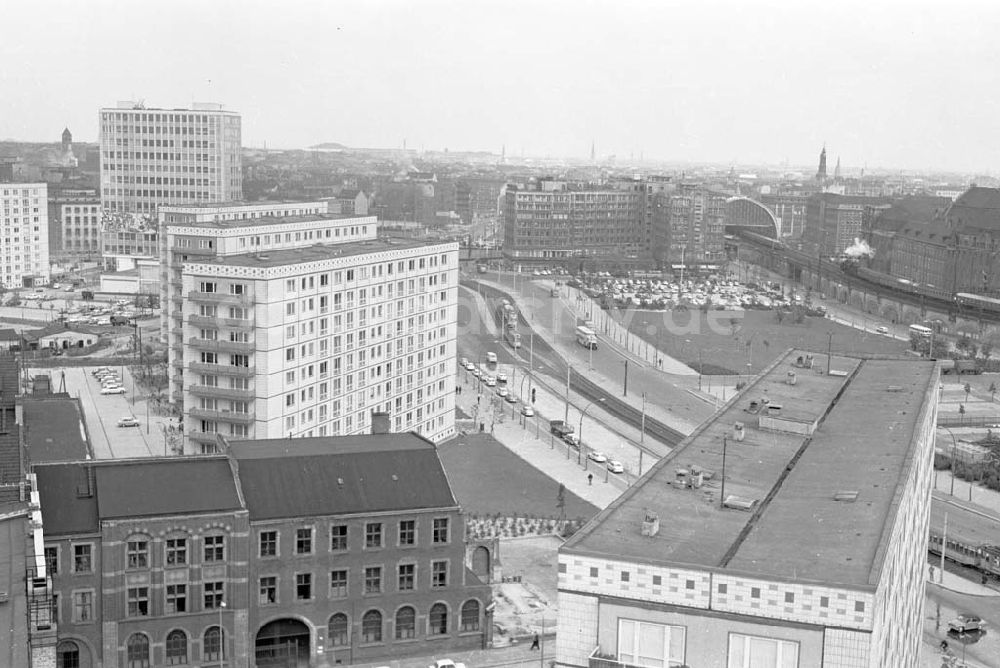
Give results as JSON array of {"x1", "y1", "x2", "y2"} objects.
[
  {"x1": 618, "y1": 619, "x2": 686, "y2": 668},
  {"x1": 165, "y1": 630, "x2": 188, "y2": 665},
  {"x1": 127, "y1": 538, "x2": 149, "y2": 569},
  {"x1": 362, "y1": 610, "x2": 382, "y2": 643},
  {"x1": 282, "y1": 523, "x2": 312, "y2": 554},
  {"x1": 57, "y1": 640, "x2": 80, "y2": 668},
  {"x1": 365, "y1": 566, "x2": 382, "y2": 594},
  {"x1": 296, "y1": 573, "x2": 313, "y2": 600},
  {"x1": 398, "y1": 563, "x2": 415, "y2": 591},
  {"x1": 165, "y1": 584, "x2": 187, "y2": 613},
  {"x1": 203, "y1": 626, "x2": 225, "y2": 662},
  {"x1": 330, "y1": 524, "x2": 348, "y2": 551},
  {"x1": 204, "y1": 535, "x2": 225, "y2": 562},
  {"x1": 461, "y1": 600, "x2": 480, "y2": 632},
  {"x1": 329, "y1": 568, "x2": 349, "y2": 598},
  {"x1": 728, "y1": 633, "x2": 798, "y2": 668},
  {"x1": 259, "y1": 530, "x2": 277, "y2": 557},
  {"x1": 590, "y1": 567, "x2": 599, "y2": 578},
  {"x1": 166, "y1": 538, "x2": 187, "y2": 566},
  {"x1": 45, "y1": 546, "x2": 58, "y2": 575},
  {"x1": 433, "y1": 517, "x2": 449, "y2": 544},
  {"x1": 328, "y1": 613, "x2": 349, "y2": 647},
  {"x1": 203, "y1": 581, "x2": 224, "y2": 609},
  {"x1": 259, "y1": 576, "x2": 277, "y2": 605},
  {"x1": 73, "y1": 544, "x2": 92, "y2": 573},
  {"x1": 396, "y1": 606, "x2": 416, "y2": 639},
  {"x1": 126, "y1": 633, "x2": 150, "y2": 668},
  {"x1": 127, "y1": 586, "x2": 149, "y2": 617},
  {"x1": 72, "y1": 590, "x2": 93, "y2": 622},
  {"x1": 429, "y1": 603, "x2": 448, "y2": 635},
  {"x1": 365, "y1": 522, "x2": 382, "y2": 548},
  {"x1": 432, "y1": 560, "x2": 448, "y2": 588},
  {"x1": 399, "y1": 520, "x2": 415, "y2": 546}
]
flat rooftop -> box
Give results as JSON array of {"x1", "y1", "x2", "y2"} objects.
[
  {"x1": 563, "y1": 349, "x2": 938, "y2": 588},
  {"x1": 167, "y1": 213, "x2": 371, "y2": 230},
  {"x1": 22, "y1": 396, "x2": 90, "y2": 463},
  {"x1": 189, "y1": 237, "x2": 454, "y2": 269}
]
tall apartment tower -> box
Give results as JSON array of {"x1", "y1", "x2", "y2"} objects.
[{"x1": 0, "y1": 183, "x2": 51, "y2": 288}]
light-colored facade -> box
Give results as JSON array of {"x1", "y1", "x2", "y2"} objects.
[
  {"x1": 557, "y1": 350, "x2": 938, "y2": 668},
  {"x1": 48, "y1": 189, "x2": 101, "y2": 258},
  {"x1": 175, "y1": 232, "x2": 458, "y2": 450},
  {"x1": 0, "y1": 183, "x2": 51, "y2": 288}
]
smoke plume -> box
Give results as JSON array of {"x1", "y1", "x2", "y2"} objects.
[{"x1": 843, "y1": 238, "x2": 875, "y2": 259}]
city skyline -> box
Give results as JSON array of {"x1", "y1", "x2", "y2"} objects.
[{"x1": 4, "y1": 0, "x2": 1000, "y2": 172}]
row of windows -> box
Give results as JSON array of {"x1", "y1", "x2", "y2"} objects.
[
  {"x1": 46, "y1": 535, "x2": 225, "y2": 575},
  {"x1": 326, "y1": 601, "x2": 481, "y2": 647},
  {"x1": 61, "y1": 627, "x2": 226, "y2": 668},
  {"x1": 259, "y1": 518, "x2": 449, "y2": 556},
  {"x1": 613, "y1": 620, "x2": 800, "y2": 668},
  {"x1": 261, "y1": 559, "x2": 451, "y2": 603}
]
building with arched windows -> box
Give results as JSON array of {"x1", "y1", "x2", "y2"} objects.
[{"x1": 34, "y1": 432, "x2": 492, "y2": 667}]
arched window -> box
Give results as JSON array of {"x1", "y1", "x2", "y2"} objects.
[
  {"x1": 429, "y1": 603, "x2": 448, "y2": 636},
  {"x1": 328, "y1": 613, "x2": 349, "y2": 647},
  {"x1": 57, "y1": 640, "x2": 80, "y2": 668},
  {"x1": 126, "y1": 633, "x2": 150, "y2": 668},
  {"x1": 166, "y1": 629, "x2": 188, "y2": 665},
  {"x1": 395, "y1": 606, "x2": 416, "y2": 639},
  {"x1": 461, "y1": 599, "x2": 481, "y2": 632},
  {"x1": 361, "y1": 610, "x2": 382, "y2": 643},
  {"x1": 203, "y1": 626, "x2": 224, "y2": 662}
]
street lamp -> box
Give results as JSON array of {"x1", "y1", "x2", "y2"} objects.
[
  {"x1": 940, "y1": 426, "x2": 959, "y2": 497},
  {"x1": 577, "y1": 398, "x2": 605, "y2": 465}
]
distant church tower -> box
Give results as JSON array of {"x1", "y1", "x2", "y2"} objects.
[
  {"x1": 62, "y1": 127, "x2": 72, "y2": 154},
  {"x1": 834, "y1": 156, "x2": 841, "y2": 180},
  {"x1": 816, "y1": 145, "x2": 827, "y2": 182},
  {"x1": 590, "y1": 140, "x2": 595, "y2": 162}
]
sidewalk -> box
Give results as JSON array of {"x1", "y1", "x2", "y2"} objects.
[
  {"x1": 337, "y1": 637, "x2": 554, "y2": 668},
  {"x1": 934, "y1": 472, "x2": 1000, "y2": 518},
  {"x1": 927, "y1": 570, "x2": 1000, "y2": 597}
]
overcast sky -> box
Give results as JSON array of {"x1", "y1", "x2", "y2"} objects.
[{"x1": 2, "y1": 0, "x2": 998, "y2": 172}]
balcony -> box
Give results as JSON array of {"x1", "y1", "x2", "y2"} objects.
[
  {"x1": 189, "y1": 362, "x2": 254, "y2": 377},
  {"x1": 171, "y1": 309, "x2": 184, "y2": 320},
  {"x1": 588, "y1": 648, "x2": 640, "y2": 668},
  {"x1": 171, "y1": 244, "x2": 215, "y2": 256},
  {"x1": 188, "y1": 290, "x2": 253, "y2": 305},
  {"x1": 188, "y1": 314, "x2": 220, "y2": 327},
  {"x1": 222, "y1": 317, "x2": 253, "y2": 329},
  {"x1": 188, "y1": 337, "x2": 254, "y2": 354},
  {"x1": 187, "y1": 430, "x2": 223, "y2": 445},
  {"x1": 189, "y1": 408, "x2": 254, "y2": 424},
  {"x1": 170, "y1": 340, "x2": 184, "y2": 353},
  {"x1": 188, "y1": 384, "x2": 254, "y2": 401}
]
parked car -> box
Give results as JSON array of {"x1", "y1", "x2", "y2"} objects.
[
  {"x1": 459, "y1": 357, "x2": 469, "y2": 367},
  {"x1": 607, "y1": 460, "x2": 625, "y2": 474},
  {"x1": 504, "y1": 393, "x2": 517, "y2": 404},
  {"x1": 484, "y1": 376, "x2": 497, "y2": 387},
  {"x1": 496, "y1": 387, "x2": 508, "y2": 398},
  {"x1": 464, "y1": 361, "x2": 475, "y2": 371},
  {"x1": 875, "y1": 326, "x2": 889, "y2": 334},
  {"x1": 948, "y1": 614, "x2": 985, "y2": 633},
  {"x1": 117, "y1": 416, "x2": 140, "y2": 427},
  {"x1": 563, "y1": 433, "x2": 580, "y2": 448},
  {"x1": 471, "y1": 368, "x2": 481, "y2": 378},
  {"x1": 521, "y1": 405, "x2": 535, "y2": 417},
  {"x1": 486, "y1": 351, "x2": 497, "y2": 364},
  {"x1": 588, "y1": 451, "x2": 608, "y2": 463},
  {"x1": 430, "y1": 660, "x2": 467, "y2": 668},
  {"x1": 496, "y1": 372, "x2": 508, "y2": 383},
  {"x1": 101, "y1": 386, "x2": 126, "y2": 395}
]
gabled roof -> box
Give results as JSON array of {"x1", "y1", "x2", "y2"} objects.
[
  {"x1": 21, "y1": 322, "x2": 103, "y2": 342},
  {"x1": 95, "y1": 458, "x2": 241, "y2": 519},
  {"x1": 34, "y1": 463, "x2": 99, "y2": 536},
  {"x1": 948, "y1": 186, "x2": 1000, "y2": 233},
  {"x1": 0, "y1": 329, "x2": 18, "y2": 342},
  {"x1": 874, "y1": 196, "x2": 951, "y2": 236},
  {"x1": 230, "y1": 433, "x2": 458, "y2": 521},
  {"x1": 338, "y1": 188, "x2": 363, "y2": 199}
]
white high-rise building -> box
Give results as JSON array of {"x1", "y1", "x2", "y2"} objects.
[{"x1": 0, "y1": 183, "x2": 51, "y2": 288}]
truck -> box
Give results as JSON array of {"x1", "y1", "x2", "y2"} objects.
[
  {"x1": 110, "y1": 315, "x2": 132, "y2": 326},
  {"x1": 550, "y1": 419, "x2": 575, "y2": 439},
  {"x1": 939, "y1": 359, "x2": 982, "y2": 375},
  {"x1": 505, "y1": 329, "x2": 522, "y2": 349},
  {"x1": 575, "y1": 325, "x2": 598, "y2": 350}
]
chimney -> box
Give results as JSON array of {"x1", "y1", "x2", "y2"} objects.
[{"x1": 371, "y1": 411, "x2": 391, "y2": 435}]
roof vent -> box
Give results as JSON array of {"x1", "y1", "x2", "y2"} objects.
[
  {"x1": 828, "y1": 369, "x2": 849, "y2": 377},
  {"x1": 336, "y1": 477, "x2": 344, "y2": 485},
  {"x1": 886, "y1": 385, "x2": 903, "y2": 392},
  {"x1": 733, "y1": 422, "x2": 746, "y2": 441},
  {"x1": 391, "y1": 474, "x2": 399, "y2": 481},
  {"x1": 257, "y1": 254, "x2": 269, "y2": 260},
  {"x1": 723, "y1": 495, "x2": 758, "y2": 511},
  {"x1": 834, "y1": 490, "x2": 859, "y2": 502},
  {"x1": 786, "y1": 371, "x2": 797, "y2": 385},
  {"x1": 641, "y1": 512, "x2": 660, "y2": 537}
]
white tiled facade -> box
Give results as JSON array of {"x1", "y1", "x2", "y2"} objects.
[
  {"x1": 55, "y1": 197, "x2": 101, "y2": 255},
  {"x1": 99, "y1": 102, "x2": 242, "y2": 215},
  {"x1": 180, "y1": 240, "x2": 458, "y2": 450},
  {"x1": 0, "y1": 183, "x2": 51, "y2": 288},
  {"x1": 162, "y1": 208, "x2": 374, "y2": 403}
]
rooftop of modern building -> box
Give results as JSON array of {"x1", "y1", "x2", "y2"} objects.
[
  {"x1": 21, "y1": 395, "x2": 90, "y2": 464},
  {"x1": 102, "y1": 102, "x2": 239, "y2": 114},
  {"x1": 160, "y1": 199, "x2": 329, "y2": 212},
  {"x1": 0, "y1": 512, "x2": 30, "y2": 668},
  {"x1": 187, "y1": 236, "x2": 455, "y2": 270},
  {"x1": 228, "y1": 433, "x2": 459, "y2": 521},
  {"x1": 165, "y1": 212, "x2": 374, "y2": 230},
  {"x1": 34, "y1": 456, "x2": 243, "y2": 536},
  {"x1": 562, "y1": 349, "x2": 938, "y2": 589}
]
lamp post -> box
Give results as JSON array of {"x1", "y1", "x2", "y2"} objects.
[
  {"x1": 218, "y1": 600, "x2": 226, "y2": 666},
  {"x1": 940, "y1": 426, "x2": 959, "y2": 497},
  {"x1": 577, "y1": 398, "x2": 605, "y2": 465}
]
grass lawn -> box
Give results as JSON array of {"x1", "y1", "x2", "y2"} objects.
[
  {"x1": 623, "y1": 308, "x2": 910, "y2": 375},
  {"x1": 437, "y1": 433, "x2": 599, "y2": 522}
]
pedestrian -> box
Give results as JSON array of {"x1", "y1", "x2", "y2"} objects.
[
  {"x1": 530, "y1": 634, "x2": 540, "y2": 650},
  {"x1": 588, "y1": 473, "x2": 593, "y2": 486},
  {"x1": 940, "y1": 640, "x2": 949, "y2": 653}
]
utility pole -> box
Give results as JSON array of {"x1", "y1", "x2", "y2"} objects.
[
  {"x1": 939, "y1": 512, "x2": 947, "y2": 584},
  {"x1": 623, "y1": 360, "x2": 628, "y2": 397},
  {"x1": 720, "y1": 435, "x2": 728, "y2": 507},
  {"x1": 826, "y1": 331, "x2": 833, "y2": 375},
  {"x1": 564, "y1": 363, "x2": 570, "y2": 425}
]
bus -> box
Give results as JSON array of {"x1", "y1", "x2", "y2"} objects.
[
  {"x1": 575, "y1": 325, "x2": 598, "y2": 350},
  {"x1": 908, "y1": 324, "x2": 932, "y2": 339}
]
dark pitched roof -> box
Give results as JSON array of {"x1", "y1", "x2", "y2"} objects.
[
  {"x1": 0, "y1": 329, "x2": 18, "y2": 342},
  {"x1": 95, "y1": 457, "x2": 241, "y2": 519},
  {"x1": 230, "y1": 434, "x2": 458, "y2": 521},
  {"x1": 22, "y1": 397, "x2": 90, "y2": 463},
  {"x1": 21, "y1": 322, "x2": 103, "y2": 342},
  {"x1": 34, "y1": 463, "x2": 100, "y2": 536},
  {"x1": 338, "y1": 188, "x2": 362, "y2": 199},
  {"x1": 948, "y1": 186, "x2": 1000, "y2": 233},
  {"x1": 874, "y1": 196, "x2": 951, "y2": 235}
]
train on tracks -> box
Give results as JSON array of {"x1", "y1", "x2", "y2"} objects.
[{"x1": 929, "y1": 504, "x2": 1000, "y2": 581}]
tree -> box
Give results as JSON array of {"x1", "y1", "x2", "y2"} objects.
[
  {"x1": 965, "y1": 382, "x2": 972, "y2": 403},
  {"x1": 556, "y1": 483, "x2": 566, "y2": 520},
  {"x1": 774, "y1": 309, "x2": 786, "y2": 325},
  {"x1": 990, "y1": 382, "x2": 997, "y2": 404},
  {"x1": 982, "y1": 342, "x2": 993, "y2": 361}
]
